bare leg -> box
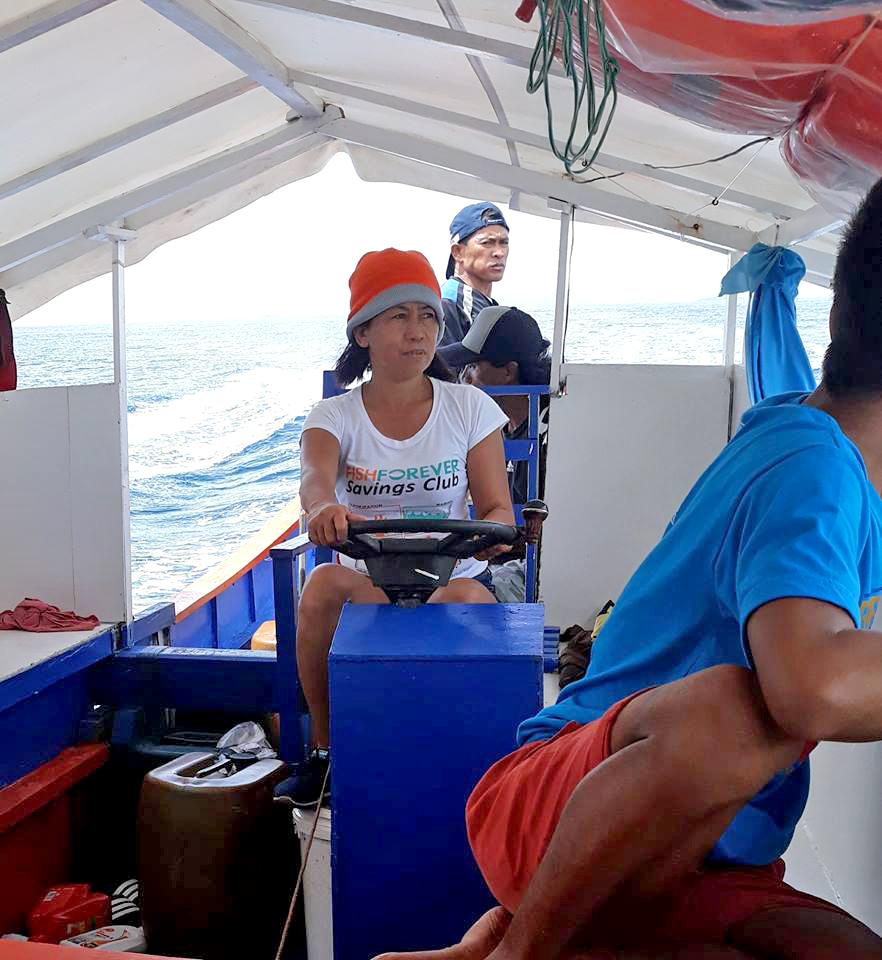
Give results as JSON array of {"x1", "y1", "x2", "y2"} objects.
[
  {"x1": 295, "y1": 564, "x2": 388, "y2": 747},
  {"x1": 728, "y1": 906, "x2": 882, "y2": 959},
  {"x1": 492, "y1": 666, "x2": 804, "y2": 960},
  {"x1": 428, "y1": 578, "x2": 497, "y2": 604}
]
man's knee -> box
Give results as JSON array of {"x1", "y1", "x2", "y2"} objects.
[
  {"x1": 624, "y1": 665, "x2": 757, "y2": 745},
  {"x1": 666, "y1": 664, "x2": 781, "y2": 744},
  {"x1": 619, "y1": 665, "x2": 803, "y2": 799}
]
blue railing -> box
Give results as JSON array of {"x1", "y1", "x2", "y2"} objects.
[
  {"x1": 270, "y1": 533, "x2": 314, "y2": 763},
  {"x1": 482, "y1": 383, "x2": 547, "y2": 603}
]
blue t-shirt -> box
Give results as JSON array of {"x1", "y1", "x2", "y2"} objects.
[{"x1": 519, "y1": 392, "x2": 882, "y2": 866}]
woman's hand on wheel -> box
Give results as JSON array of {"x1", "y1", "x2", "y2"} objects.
[{"x1": 307, "y1": 503, "x2": 363, "y2": 546}]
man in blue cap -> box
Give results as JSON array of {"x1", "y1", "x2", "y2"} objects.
[{"x1": 440, "y1": 202, "x2": 510, "y2": 346}]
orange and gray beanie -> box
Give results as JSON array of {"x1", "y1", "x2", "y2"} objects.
[{"x1": 347, "y1": 249, "x2": 444, "y2": 344}]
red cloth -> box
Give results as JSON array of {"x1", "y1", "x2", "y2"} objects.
[
  {"x1": 466, "y1": 691, "x2": 846, "y2": 950},
  {"x1": 0, "y1": 599, "x2": 100, "y2": 632},
  {"x1": 0, "y1": 289, "x2": 16, "y2": 392}
]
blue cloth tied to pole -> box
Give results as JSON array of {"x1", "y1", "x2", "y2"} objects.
[{"x1": 721, "y1": 243, "x2": 816, "y2": 405}]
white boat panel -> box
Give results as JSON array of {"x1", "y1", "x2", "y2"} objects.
[
  {"x1": 786, "y1": 741, "x2": 882, "y2": 934},
  {"x1": 541, "y1": 364, "x2": 730, "y2": 627},
  {"x1": 0, "y1": 384, "x2": 128, "y2": 622}
]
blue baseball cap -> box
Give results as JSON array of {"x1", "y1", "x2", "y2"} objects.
[{"x1": 446, "y1": 202, "x2": 510, "y2": 279}]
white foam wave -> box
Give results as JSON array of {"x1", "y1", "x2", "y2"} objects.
[{"x1": 128, "y1": 367, "x2": 319, "y2": 481}]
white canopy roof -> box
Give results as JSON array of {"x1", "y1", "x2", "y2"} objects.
[{"x1": 0, "y1": 0, "x2": 847, "y2": 319}]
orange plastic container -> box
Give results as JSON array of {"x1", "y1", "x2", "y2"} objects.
[{"x1": 250, "y1": 620, "x2": 276, "y2": 652}]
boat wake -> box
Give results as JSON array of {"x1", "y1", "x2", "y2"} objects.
[{"x1": 128, "y1": 367, "x2": 318, "y2": 482}]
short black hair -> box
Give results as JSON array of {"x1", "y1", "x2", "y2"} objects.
[
  {"x1": 822, "y1": 179, "x2": 882, "y2": 397},
  {"x1": 334, "y1": 335, "x2": 455, "y2": 388}
]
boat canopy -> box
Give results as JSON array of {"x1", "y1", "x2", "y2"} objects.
[{"x1": 0, "y1": 0, "x2": 858, "y2": 320}]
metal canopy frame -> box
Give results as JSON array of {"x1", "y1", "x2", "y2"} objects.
[
  {"x1": 0, "y1": 0, "x2": 847, "y2": 633},
  {"x1": 0, "y1": 0, "x2": 844, "y2": 302},
  {"x1": 0, "y1": 0, "x2": 115, "y2": 53},
  {"x1": 0, "y1": 116, "x2": 335, "y2": 283}
]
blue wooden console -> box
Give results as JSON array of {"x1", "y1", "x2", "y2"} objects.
[{"x1": 329, "y1": 602, "x2": 543, "y2": 960}]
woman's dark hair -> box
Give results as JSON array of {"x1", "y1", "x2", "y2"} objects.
[
  {"x1": 822, "y1": 178, "x2": 882, "y2": 397},
  {"x1": 334, "y1": 326, "x2": 455, "y2": 387}
]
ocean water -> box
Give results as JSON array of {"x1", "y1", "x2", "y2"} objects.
[{"x1": 14, "y1": 294, "x2": 833, "y2": 612}]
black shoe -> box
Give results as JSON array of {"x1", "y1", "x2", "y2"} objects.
[{"x1": 274, "y1": 748, "x2": 330, "y2": 808}]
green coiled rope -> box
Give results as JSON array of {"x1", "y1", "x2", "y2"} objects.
[{"x1": 526, "y1": 0, "x2": 620, "y2": 180}]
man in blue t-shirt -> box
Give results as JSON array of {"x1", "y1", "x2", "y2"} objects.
[
  {"x1": 381, "y1": 185, "x2": 882, "y2": 959},
  {"x1": 440, "y1": 202, "x2": 510, "y2": 346}
]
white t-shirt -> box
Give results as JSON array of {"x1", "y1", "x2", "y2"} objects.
[{"x1": 302, "y1": 378, "x2": 508, "y2": 580}]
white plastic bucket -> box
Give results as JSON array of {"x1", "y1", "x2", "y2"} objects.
[{"x1": 292, "y1": 807, "x2": 333, "y2": 960}]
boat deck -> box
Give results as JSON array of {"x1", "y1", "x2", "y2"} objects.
[{"x1": 0, "y1": 625, "x2": 111, "y2": 684}]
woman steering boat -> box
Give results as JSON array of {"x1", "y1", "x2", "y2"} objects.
[{"x1": 280, "y1": 248, "x2": 515, "y2": 807}]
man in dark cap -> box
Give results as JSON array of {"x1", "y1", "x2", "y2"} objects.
[
  {"x1": 441, "y1": 305, "x2": 549, "y2": 507},
  {"x1": 440, "y1": 202, "x2": 510, "y2": 346}
]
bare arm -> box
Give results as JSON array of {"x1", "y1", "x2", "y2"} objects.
[
  {"x1": 467, "y1": 429, "x2": 515, "y2": 526},
  {"x1": 299, "y1": 428, "x2": 352, "y2": 545},
  {"x1": 749, "y1": 597, "x2": 882, "y2": 742}
]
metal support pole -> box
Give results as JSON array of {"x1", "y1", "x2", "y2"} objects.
[
  {"x1": 549, "y1": 202, "x2": 574, "y2": 395},
  {"x1": 525, "y1": 389, "x2": 540, "y2": 603},
  {"x1": 112, "y1": 237, "x2": 133, "y2": 622},
  {"x1": 723, "y1": 250, "x2": 739, "y2": 370},
  {"x1": 723, "y1": 250, "x2": 739, "y2": 441}
]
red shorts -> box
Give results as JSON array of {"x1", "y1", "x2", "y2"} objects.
[{"x1": 466, "y1": 691, "x2": 846, "y2": 949}]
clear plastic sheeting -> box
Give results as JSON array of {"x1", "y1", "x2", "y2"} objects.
[
  {"x1": 558, "y1": 1, "x2": 882, "y2": 202},
  {"x1": 683, "y1": 1, "x2": 882, "y2": 24}
]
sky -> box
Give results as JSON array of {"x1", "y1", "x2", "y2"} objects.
[{"x1": 18, "y1": 152, "x2": 830, "y2": 329}]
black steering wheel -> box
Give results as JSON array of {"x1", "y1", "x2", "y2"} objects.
[{"x1": 332, "y1": 519, "x2": 519, "y2": 607}]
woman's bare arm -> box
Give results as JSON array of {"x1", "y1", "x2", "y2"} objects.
[
  {"x1": 467, "y1": 429, "x2": 515, "y2": 527},
  {"x1": 300, "y1": 428, "x2": 350, "y2": 545}
]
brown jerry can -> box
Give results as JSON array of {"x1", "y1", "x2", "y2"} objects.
[{"x1": 137, "y1": 752, "x2": 293, "y2": 960}]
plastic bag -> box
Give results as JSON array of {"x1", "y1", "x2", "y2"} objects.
[{"x1": 216, "y1": 720, "x2": 276, "y2": 760}]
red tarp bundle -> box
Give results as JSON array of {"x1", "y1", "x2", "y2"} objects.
[
  {"x1": 0, "y1": 289, "x2": 15, "y2": 392},
  {"x1": 0, "y1": 599, "x2": 100, "y2": 633}
]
